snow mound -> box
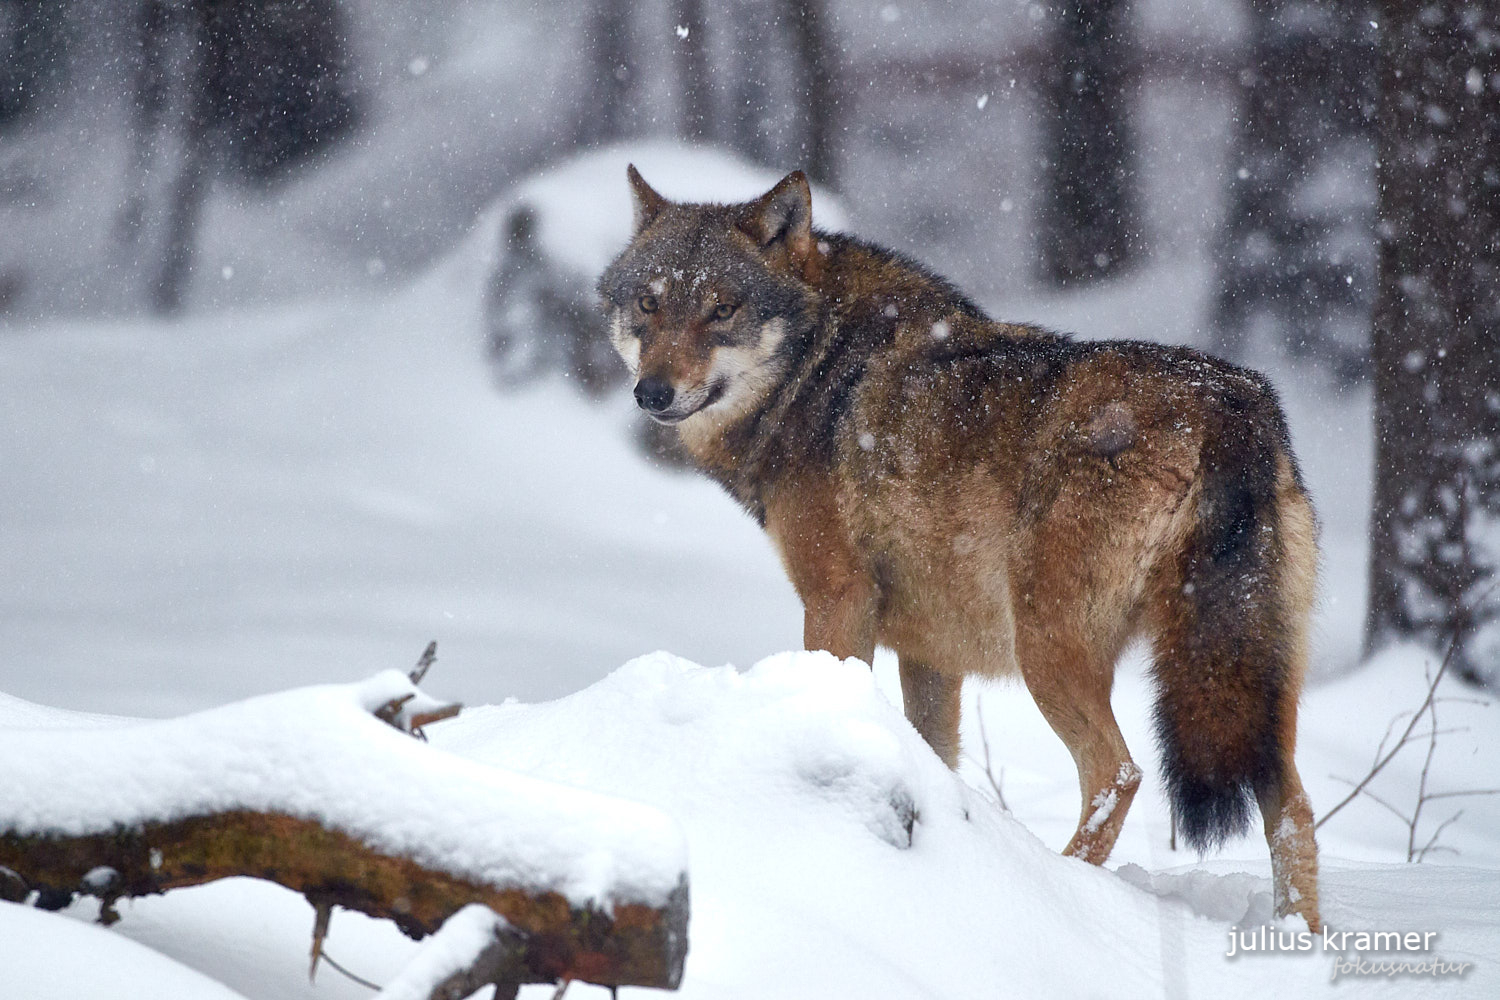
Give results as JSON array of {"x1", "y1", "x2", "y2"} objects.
[
  {"x1": 431, "y1": 651, "x2": 1499, "y2": 999},
  {"x1": 0, "y1": 901, "x2": 250, "y2": 1000},
  {"x1": 1, "y1": 671, "x2": 686, "y2": 908},
  {"x1": 0, "y1": 691, "x2": 129, "y2": 731},
  {"x1": 443, "y1": 651, "x2": 956, "y2": 852}
]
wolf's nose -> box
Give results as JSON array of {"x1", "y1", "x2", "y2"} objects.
[{"x1": 634, "y1": 377, "x2": 675, "y2": 413}]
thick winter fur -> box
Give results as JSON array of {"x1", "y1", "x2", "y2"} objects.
[{"x1": 599, "y1": 168, "x2": 1322, "y2": 930}]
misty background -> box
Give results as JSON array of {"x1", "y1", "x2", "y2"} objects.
[{"x1": 0, "y1": 0, "x2": 1369, "y2": 338}]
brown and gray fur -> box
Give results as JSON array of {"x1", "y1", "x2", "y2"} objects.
[{"x1": 598, "y1": 168, "x2": 1322, "y2": 930}]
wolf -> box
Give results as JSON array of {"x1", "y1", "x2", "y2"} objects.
[{"x1": 598, "y1": 168, "x2": 1322, "y2": 930}]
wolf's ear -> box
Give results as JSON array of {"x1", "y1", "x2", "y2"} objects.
[
  {"x1": 740, "y1": 171, "x2": 815, "y2": 269},
  {"x1": 627, "y1": 164, "x2": 669, "y2": 232},
  {"x1": 738, "y1": 170, "x2": 822, "y2": 277}
]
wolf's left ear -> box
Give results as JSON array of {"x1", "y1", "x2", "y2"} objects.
[
  {"x1": 627, "y1": 164, "x2": 669, "y2": 232},
  {"x1": 740, "y1": 171, "x2": 815, "y2": 270}
]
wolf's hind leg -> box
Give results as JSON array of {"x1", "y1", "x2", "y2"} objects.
[
  {"x1": 1018, "y1": 640, "x2": 1141, "y2": 864},
  {"x1": 1257, "y1": 766, "x2": 1320, "y2": 932},
  {"x1": 898, "y1": 657, "x2": 962, "y2": 768},
  {"x1": 1261, "y1": 482, "x2": 1322, "y2": 932}
]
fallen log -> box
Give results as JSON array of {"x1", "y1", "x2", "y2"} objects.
[
  {"x1": 0, "y1": 811, "x2": 689, "y2": 988},
  {"x1": 0, "y1": 664, "x2": 689, "y2": 992}
]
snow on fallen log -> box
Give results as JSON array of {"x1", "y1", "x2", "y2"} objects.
[{"x1": 0, "y1": 670, "x2": 689, "y2": 991}]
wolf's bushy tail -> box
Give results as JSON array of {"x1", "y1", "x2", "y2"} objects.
[{"x1": 1151, "y1": 381, "x2": 1302, "y2": 853}]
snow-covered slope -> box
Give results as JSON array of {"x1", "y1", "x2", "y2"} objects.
[
  {"x1": 5, "y1": 650, "x2": 1494, "y2": 999},
  {"x1": 436, "y1": 651, "x2": 1500, "y2": 999}
]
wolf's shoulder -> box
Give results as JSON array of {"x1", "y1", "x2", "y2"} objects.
[{"x1": 817, "y1": 232, "x2": 987, "y2": 320}]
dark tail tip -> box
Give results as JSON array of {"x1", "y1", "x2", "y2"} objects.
[{"x1": 1158, "y1": 734, "x2": 1266, "y2": 852}]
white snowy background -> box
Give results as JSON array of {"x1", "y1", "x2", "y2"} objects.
[{"x1": 1, "y1": 1, "x2": 1497, "y2": 998}]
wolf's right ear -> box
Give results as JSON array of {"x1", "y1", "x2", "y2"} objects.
[{"x1": 627, "y1": 165, "x2": 669, "y2": 232}]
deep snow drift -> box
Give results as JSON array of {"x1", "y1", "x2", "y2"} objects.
[{"x1": 3, "y1": 650, "x2": 1495, "y2": 999}]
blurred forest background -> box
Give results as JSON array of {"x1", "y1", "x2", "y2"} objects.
[{"x1": 0, "y1": 0, "x2": 1496, "y2": 688}]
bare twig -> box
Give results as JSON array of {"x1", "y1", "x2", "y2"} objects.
[
  {"x1": 1318, "y1": 588, "x2": 1500, "y2": 862},
  {"x1": 1407, "y1": 687, "x2": 1443, "y2": 861},
  {"x1": 411, "y1": 641, "x2": 439, "y2": 685},
  {"x1": 383, "y1": 643, "x2": 459, "y2": 741},
  {"x1": 1316, "y1": 634, "x2": 1459, "y2": 830},
  {"x1": 321, "y1": 951, "x2": 382, "y2": 992},
  {"x1": 310, "y1": 899, "x2": 333, "y2": 981},
  {"x1": 375, "y1": 693, "x2": 417, "y2": 730},
  {"x1": 973, "y1": 696, "x2": 1008, "y2": 812},
  {"x1": 1407, "y1": 727, "x2": 1471, "y2": 739},
  {"x1": 410, "y1": 704, "x2": 462, "y2": 741},
  {"x1": 1330, "y1": 777, "x2": 1411, "y2": 825},
  {"x1": 1416, "y1": 810, "x2": 1467, "y2": 863},
  {"x1": 1370, "y1": 710, "x2": 1416, "y2": 765},
  {"x1": 1418, "y1": 789, "x2": 1500, "y2": 801}
]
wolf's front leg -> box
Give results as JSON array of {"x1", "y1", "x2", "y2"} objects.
[
  {"x1": 802, "y1": 581, "x2": 877, "y2": 665},
  {"x1": 899, "y1": 657, "x2": 962, "y2": 767},
  {"x1": 766, "y1": 487, "x2": 877, "y2": 664}
]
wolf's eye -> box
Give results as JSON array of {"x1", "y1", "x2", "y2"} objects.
[
  {"x1": 712, "y1": 303, "x2": 737, "y2": 321},
  {"x1": 638, "y1": 294, "x2": 658, "y2": 313}
]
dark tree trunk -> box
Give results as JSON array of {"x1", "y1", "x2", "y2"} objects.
[
  {"x1": 118, "y1": 0, "x2": 358, "y2": 314},
  {"x1": 1366, "y1": 0, "x2": 1500, "y2": 686},
  {"x1": 0, "y1": 0, "x2": 65, "y2": 127},
  {"x1": 674, "y1": 0, "x2": 712, "y2": 142},
  {"x1": 579, "y1": 0, "x2": 636, "y2": 146},
  {"x1": 1212, "y1": 0, "x2": 1378, "y2": 379},
  {"x1": 788, "y1": 0, "x2": 838, "y2": 186},
  {"x1": 117, "y1": 0, "x2": 213, "y2": 316},
  {"x1": 206, "y1": 0, "x2": 360, "y2": 186},
  {"x1": 1037, "y1": 0, "x2": 1141, "y2": 286},
  {"x1": 152, "y1": 114, "x2": 211, "y2": 316}
]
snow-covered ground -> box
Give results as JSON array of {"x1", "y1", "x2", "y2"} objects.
[{"x1": 2, "y1": 165, "x2": 1496, "y2": 998}]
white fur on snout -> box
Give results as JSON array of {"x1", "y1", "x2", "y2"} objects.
[
  {"x1": 609, "y1": 309, "x2": 640, "y2": 376},
  {"x1": 707, "y1": 317, "x2": 789, "y2": 416},
  {"x1": 678, "y1": 317, "x2": 791, "y2": 449}
]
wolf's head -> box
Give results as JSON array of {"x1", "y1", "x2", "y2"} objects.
[{"x1": 597, "y1": 168, "x2": 823, "y2": 426}]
